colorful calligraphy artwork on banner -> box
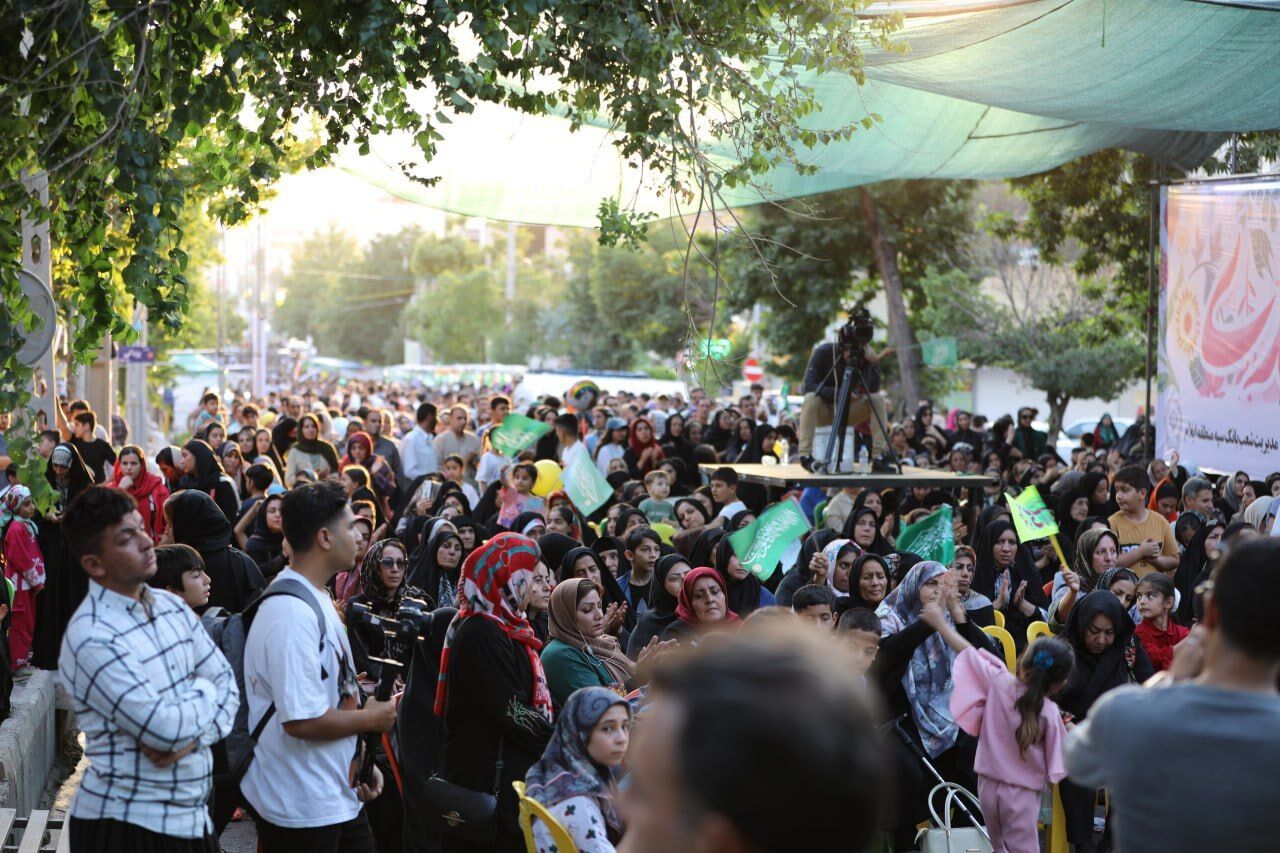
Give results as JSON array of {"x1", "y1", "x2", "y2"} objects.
[{"x1": 1159, "y1": 180, "x2": 1280, "y2": 474}]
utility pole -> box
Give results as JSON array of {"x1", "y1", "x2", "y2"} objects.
[
  {"x1": 20, "y1": 172, "x2": 57, "y2": 431},
  {"x1": 251, "y1": 223, "x2": 267, "y2": 398},
  {"x1": 126, "y1": 303, "x2": 150, "y2": 451},
  {"x1": 505, "y1": 221, "x2": 517, "y2": 326}
]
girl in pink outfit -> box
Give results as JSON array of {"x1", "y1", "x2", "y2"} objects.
[
  {"x1": 1, "y1": 486, "x2": 45, "y2": 670},
  {"x1": 940, "y1": 625, "x2": 1074, "y2": 853}
]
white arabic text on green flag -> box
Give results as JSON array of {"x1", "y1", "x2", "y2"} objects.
[
  {"x1": 562, "y1": 453, "x2": 613, "y2": 516},
  {"x1": 489, "y1": 412, "x2": 552, "y2": 457},
  {"x1": 894, "y1": 504, "x2": 955, "y2": 565},
  {"x1": 921, "y1": 337, "x2": 957, "y2": 368},
  {"x1": 727, "y1": 498, "x2": 811, "y2": 581}
]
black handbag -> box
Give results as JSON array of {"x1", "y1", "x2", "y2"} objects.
[{"x1": 421, "y1": 736, "x2": 506, "y2": 844}]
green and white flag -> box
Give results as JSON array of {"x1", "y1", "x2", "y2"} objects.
[
  {"x1": 894, "y1": 504, "x2": 955, "y2": 565},
  {"x1": 488, "y1": 413, "x2": 551, "y2": 457},
  {"x1": 921, "y1": 337, "x2": 958, "y2": 367},
  {"x1": 562, "y1": 453, "x2": 613, "y2": 516},
  {"x1": 728, "y1": 498, "x2": 811, "y2": 581}
]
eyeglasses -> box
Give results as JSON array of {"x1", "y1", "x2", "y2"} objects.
[{"x1": 380, "y1": 557, "x2": 408, "y2": 569}]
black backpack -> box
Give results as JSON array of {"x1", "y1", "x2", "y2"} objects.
[{"x1": 202, "y1": 577, "x2": 329, "y2": 782}]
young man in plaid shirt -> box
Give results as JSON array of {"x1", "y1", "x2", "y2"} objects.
[{"x1": 59, "y1": 486, "x2": 238, "y2": 852}]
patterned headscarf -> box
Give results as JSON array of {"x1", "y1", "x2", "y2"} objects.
[
  {"x1": 0, "y1": 485, "x2": 35, "y2": 535},
  {"x1": 820, "y1": 538, "x2": 861, "y2": 598},
  {"x1": 357, "y1": 538, "x2": 425, "y2": 610},
  {"x1": 875, "y1": 560, "x2": 960, "y2": 758},
  {"x1": 434, "y1": 532, "x2": 552, "y2": 718},
  {"x1": 524, "y1": 686, "x2": 629, "y2": 833}
]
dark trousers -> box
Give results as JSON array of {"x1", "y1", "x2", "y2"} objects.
[
  {"x1": 69, "y1": 817, "x2": 216, "y2": 853},
  {"x1": 254, "y1": 810, "x2": 377, "y2": 853},
  {"x1": 1060, "y1": 778, "x2": 1104, "y2": 845}
]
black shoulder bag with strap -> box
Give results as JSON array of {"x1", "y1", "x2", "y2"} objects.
[{"x1": 422, "y1": 735, "x2": 505, "y2": 845}]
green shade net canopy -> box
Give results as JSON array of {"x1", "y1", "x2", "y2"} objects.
[{"x1": 341, "y1": 0, "x2": 1280, "y2": 227}]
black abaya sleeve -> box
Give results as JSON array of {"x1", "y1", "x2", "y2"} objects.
[{"x1": 448, "y1": 618, "x2": 552, "y2": 754}]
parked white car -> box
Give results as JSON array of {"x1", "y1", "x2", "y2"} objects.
[{"x1": 1055, "y1": 416, "x2": 1135, "y2": 459}]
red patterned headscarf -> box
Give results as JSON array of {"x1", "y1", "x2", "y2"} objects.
[{"x1": 434, "y1": 532, "x2": 552, "y2": 718}]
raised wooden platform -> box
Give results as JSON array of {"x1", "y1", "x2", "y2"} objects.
[{"x1": 700, "y1": 463, "x2": 996, "y2": 490}]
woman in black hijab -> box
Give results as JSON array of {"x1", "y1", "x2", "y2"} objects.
[
  {"x1": 672, "y1": 497, "x2": 711, "y2": 532},
  {"x1": 179, "y1": 438, "x2": 240, "y2": 523},
  {"x1": 268, "y1": 416, "x2": 297, "y2": 476},
  {"x1": 702, "y1": 409, "x2": 737, "y2": 456},
  {"x1": 539, "y1": 532, "x2": 579, "y2": 581},
  {"x1": 659, "y1": 413, "x2": 697, "y2": 485},
  {"x1": 773, "y1": 528, "x2": 839, "y2": 607},
  {"x1": 1078, "y1": 471, "x2": 1116, "y2": 518},
  {"x1": 508, "y1": 510, "x2": 547, "y2": 538},
  {"x1": 1055, "y1": 488, "x2": 1090, "y2": 567},
  {"x1": 842, "y1": 506, "x2": 893, "y2": 556},
  {"x1": 557, "y1": 545, "x2": 634, "y2": 630},
  {"x1": 590, "y1": 535, "x2": 625, "y2": 579},
  {"x1": 626, "y1": 553, "x2": 690, "y2": 658},
  {"x1": 1056, "y1": 590, "x2": 1153, "y2": 849},
  {"x1": 407, "y1": 522, "x2": 464, "y2": 608},
  {"x1": 1174, "y1": 517, "x2": 1224, "y2": 625},
  {"x1": 243, "y1": 492, "x2": 286, "y2": 578},
  {"x1": 168, "y1": 490, "x2": 266, "y2": 612},
  {"x1": 971, "y1": 518, "x2": 1048, "y2": 649},
  {"x1": 31, "y1": 444, "x2": 96, "y2": 669},
  {"x1": 713, "y1": 536, "x2": 771, "y2": 618},
  {"x1": 967, "y1": 503, "x2": 1011, "y2": 548}
]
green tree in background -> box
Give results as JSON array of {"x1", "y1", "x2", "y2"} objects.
[{"x1": 725, "y1": 181, "x2": 974, "y2": 402}]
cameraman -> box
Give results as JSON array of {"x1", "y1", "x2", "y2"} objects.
[{"x1": 797, "y1": 316, "x2": 893, "y2": 468}]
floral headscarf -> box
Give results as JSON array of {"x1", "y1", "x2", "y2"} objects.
[
  {"x1": 524, "y1": 686, "x2": 629, "y2": 832},
  {"x1": 820, "y1": 538, "x2": 862, "y2": 598},
  {"x1": 875, "y1": 560, "x2": 960, "y2": 758},
  {"x1": 357, "y1": 538, "x2": 426, "y2": 610},
  {"x1": 1, "y1": 485, "x2": 36, "y2": 535},
  {"x1": 434, "y1": 532, "x2": 552, "y2": 719}
]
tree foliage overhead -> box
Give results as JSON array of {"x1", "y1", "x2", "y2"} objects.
[{"x1": 723, "y1": 181, "x2": 974, "y2": 382}]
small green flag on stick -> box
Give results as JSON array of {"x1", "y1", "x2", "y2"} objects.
[{"x1": 727, "y1": 499, "x2": 811, "y2": 581}]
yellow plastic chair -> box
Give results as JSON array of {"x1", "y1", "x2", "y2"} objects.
[
  {"x1": 513, "y1": 780, "x2": 577, "y2": 853},
  {"x1": 992, "y1": 609, "x2": 1006, "y2": 629},
  {"x1": 1027, "y1": 620, "x2": 1054, "y2": 645},
  {"x1": 982, "y1": 624, "x2": 1017, "y2": 672}
]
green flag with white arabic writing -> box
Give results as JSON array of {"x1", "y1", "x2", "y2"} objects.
[
  {"x1": 921, "y1": 337, "x2": 957, "y2": 367},
  {"x1": 728, "y1": 498, "x2": 811, "y2": 581},
  {"x1": 488, "y1": 413, "x2": 552, "y2": 457},
  {"x1": 894, "y1": 504, "x2": 955, "y2": 565},
  {"x1": 562, "y1": 453, "x2": 613, "y2": 516}
]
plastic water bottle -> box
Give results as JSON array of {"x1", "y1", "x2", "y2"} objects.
[
  {"x1": 777, "y1": 438, "x2": 789, "y2": 464},
  {"x1": 857, "y1": 447, "x2": 870, "y2": 474}
]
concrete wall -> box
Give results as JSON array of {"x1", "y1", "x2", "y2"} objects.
[{"x1": 0, "y1": 672, "x2": 57, "y2": 814}]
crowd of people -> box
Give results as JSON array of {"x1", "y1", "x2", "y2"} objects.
[{"x1": 0, "y1": 379, "x2": 1277, "y2": 853}]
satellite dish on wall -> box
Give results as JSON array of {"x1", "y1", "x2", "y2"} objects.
[{"x1": 16, "y1": 269, "x2": 56, "y2": 366}]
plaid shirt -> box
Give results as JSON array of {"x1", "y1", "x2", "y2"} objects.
[{"x1": 59, "y1": 582, "x2": 238, "y2": 839}]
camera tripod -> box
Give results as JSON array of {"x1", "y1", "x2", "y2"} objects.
[{"x1": 812, "y1": 347, "x2": 902, "y2": 476}]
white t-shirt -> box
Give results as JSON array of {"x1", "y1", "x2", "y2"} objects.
[
  {"x1": 477, "y1": 450, "x2": 507, "y2": 491},
  {"x1": 560, "y1": 440, "x2": 589, "y2": 473},
  {"x1": 717, "y1": 500, "x2": 748, "y2": 520},
  {"x1": 241, "y1": 569, "x2": 361, "y2": 828}
]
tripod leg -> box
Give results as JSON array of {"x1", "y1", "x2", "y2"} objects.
[{"x1": 820, "y1": 366, "x2": 856, "y2": 473}]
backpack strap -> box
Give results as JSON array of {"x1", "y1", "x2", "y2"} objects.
[{"x1": 241, "y1": 577, "x2": 334, "y2": 752}]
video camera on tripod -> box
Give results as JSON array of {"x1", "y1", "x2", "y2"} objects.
[
  {"x1": 838, "y1": 306, "x2": 877, "y2": 364},
  {"x1": 348, "y1": 596, "x2": 434, "y2": 784}
]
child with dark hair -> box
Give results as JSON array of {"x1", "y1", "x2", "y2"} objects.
[
  {"x1": 497, "y1": 461, "x2": 545, "y2": 528},
  {"x1": 1109, "y1": 464, "x2": 1179, "y2": 578},
  {"x1": 638, "y1": 470, "x2": 675, "y2": 524},
  {"x1": 1133, "y1": 572, "x2": 1188, "y2": 671},
  {"x1": 792, "y1": 584, "x2": 837, "y2": 630},
  {"x1": 147, "y1": 544, "x2": 212, "y2": 610},
  {"x1": 947, "y1": 634, "x2": 1074, "y2": 853},
  {"x1": 837, "y1": 607, "x2": 881, "y2": 679}
]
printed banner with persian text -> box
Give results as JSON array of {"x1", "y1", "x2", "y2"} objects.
[{"x1": 1159, "y1": 179, "x2": 1280, "y2": 475}]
